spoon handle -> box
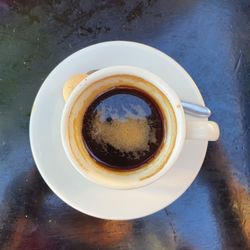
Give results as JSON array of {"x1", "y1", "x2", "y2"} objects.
[{"x1": 181, "y1": 101, "x2": 211, "y2": 118}]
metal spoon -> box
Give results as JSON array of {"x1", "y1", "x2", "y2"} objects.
[
  {"x1": 181, "y1": 101, "x2": 211, "y2": 118},
  {"x1": 86, "y1": 69, "x2": 211, "y2": 118}
]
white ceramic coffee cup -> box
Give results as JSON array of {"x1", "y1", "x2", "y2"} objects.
[{"x1": 61, "y1": 66, "x2": 219, "y2": 189}]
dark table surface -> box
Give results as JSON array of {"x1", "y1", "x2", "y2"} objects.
[{"x1": 1, "y1": 0, "x2": 250, "y2": 249}]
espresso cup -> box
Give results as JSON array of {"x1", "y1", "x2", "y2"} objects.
[{"x1": 61, "y1": 66, "x2": 219, "y2": 189}]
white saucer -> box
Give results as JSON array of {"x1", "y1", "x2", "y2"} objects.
[{"x1": 30, "y1": 41, "x2": 208, "y2": 220}]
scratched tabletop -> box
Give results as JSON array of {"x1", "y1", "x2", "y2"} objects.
[{"x1": 0, "y1": 1, "x2": 250, "y2": 249}]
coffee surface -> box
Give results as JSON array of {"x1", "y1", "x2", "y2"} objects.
[{"x1": 82, "y1": 87, "x2": 164, "y2": 170}]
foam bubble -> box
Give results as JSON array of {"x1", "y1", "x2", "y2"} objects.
[{"x1": 90, "y1": 111, "x2": 157, "y2": 157}]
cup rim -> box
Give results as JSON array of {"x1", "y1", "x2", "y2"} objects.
[{"x1": 61, "y1": 66, "x2": 186, "y2": 189}]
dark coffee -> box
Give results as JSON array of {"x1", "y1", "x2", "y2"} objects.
[{"x1": 82, "y1": 87, "x2": 164, "y2": 170}]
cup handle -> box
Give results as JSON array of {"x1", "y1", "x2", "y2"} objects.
[{"x1": 186, "y1": 120, "x2": 220, "y2": 141}]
